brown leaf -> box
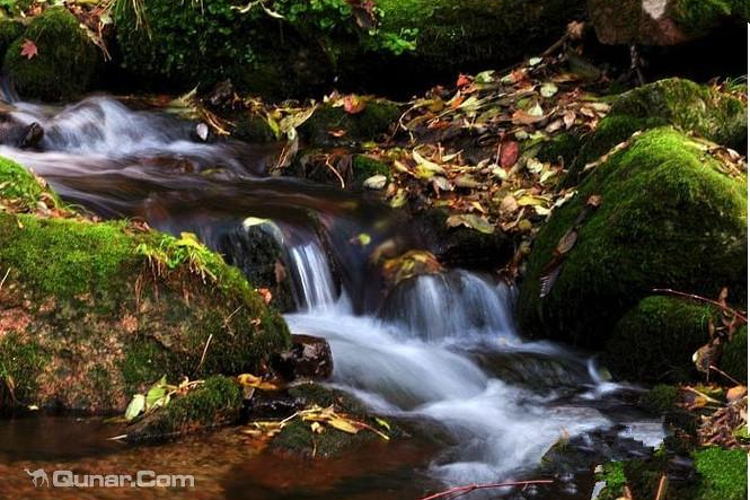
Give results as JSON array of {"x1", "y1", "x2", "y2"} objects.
[
  {"x1": 20, "y1": 39, "x2": 38, "y2": 60},
  {"x1": 727, "y1": 386, "x2": 747, "y2": 402},
  {"x1": 500, "y1": 141, "x2": 520, "y2": 168}
]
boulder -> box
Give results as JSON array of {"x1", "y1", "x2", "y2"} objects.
[
  {"x1": 587, "y1": 0, "x2": 749, "y2": 46},
  {"x1": 4, "y1": 8, "x2": 100, "y2": 101},
  {"x1": 0, "y1": 157, "x2": 291, "y2": 412},
  {"x1": 518, "y1": 128, "x2": 747, "y2": 349}
]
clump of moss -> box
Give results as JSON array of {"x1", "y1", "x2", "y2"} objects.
[
  {"x1": 0, "y1": 157, "x2": 59, "y2": 210},
  {"x1": 4, "y1": 7, "x2": 99, "y2": 101},
  {"x1": 518, "y1": 128, "x2": 747, "y2": 349},
  {"x1": 669, "y1": 0, "x2": 749, "y2": 36},
  {"x1": 233, "y1": 114, "x2": 276, "y2": 143},
  {"x1": 0, "y1": 332, "x2": 47, "y2": 405},
  {"x1": 692, "y1": 447, "x2": 748, "y2": 500},
  {"x1": 126, "y1": 376, "x2": 243, "y2": 442},
  {"x1": 639, "y1": 384, "x2": 680, "y2": 415},
  {"x1": 720, "y1": 325, "x2": 747, "y2": 383},
  {"x1": 352, "y1": 154, "x2": 390, "y2": 185},
  {"x1": 300, "y1": 100, "x2": 400, "y2": 147},
  {"x1": 606, "y1": 297, "x2": 718, "y2": 382}
]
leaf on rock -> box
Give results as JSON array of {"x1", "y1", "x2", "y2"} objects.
[
  {"x1": 125, "y1": 394, "x2": 146, "y2": 421},
  {"x1": 20, "y1": 39, "x2": 38, "y2": 60},
  {"x1": 446, "y1": 214, "x2": 495, "y2": 234}
]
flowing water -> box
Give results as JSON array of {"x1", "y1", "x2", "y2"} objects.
[{"x1": 0, "y1": 97, "x2": 664, "y2": 499}]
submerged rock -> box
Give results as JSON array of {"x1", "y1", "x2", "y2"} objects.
[
  {"x1": 0, "y1": 157, "x2": 291, "y2": 412},
  {"x1": 518, "y1": 128, "x2": 747, "y2": 350},
  {"x1": 4, "y1": 7, "x2": 100, "y2": 101}
]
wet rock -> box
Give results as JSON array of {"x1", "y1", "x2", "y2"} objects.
[
  {"x1": 379, "y1": 249, "x2": 443, "y2": 292},
  {"x1": 4, "y1": 7, "x2": 100, "y2": 101},
  {"x1": 272, "y1": 334, "x2": 334, "y2": 382},
  {"x1": 0, "y1": 157, "x2": 291, "y2": 412},
  {"x1": 124, "y1": 376, "x2": 244, "y2": 443},
  {"x1": 587, "y1": 0, "x2": 748, "y2": 46},
  {"x1": 518, "y1": 128, "x2": 747, "y2": 350},
  {"x1": 299, "y1": 101, "x2": 400, "y2": 148}
]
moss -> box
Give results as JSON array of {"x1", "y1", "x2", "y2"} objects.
[
  {"x1": 352, "y1": 154, "x2": 390, "y2": 185},
  {"x1": 518, "y1": 128, "x2": 747, "y2": 349},
  {"x1": 606, "y1": 297, "x2": 718, "y2": 382},
  {"x1": 566, "y1": 79, "x2": 748, "y2": 188},
  {"x1": 720, "y1": 325, "x2": 747, "y2": 383},
  {"x1": 0, "y1": 157, "x2": 59, "y2": 210},
  {"x1": 4, "y1": 7, "x2": 99, "y2": 101},
  {"x1": 300, "y1": 100, "x2": 400, "y2": 147},
  {"x1": 0, "y1": 332, "x2": 47, "y2": 405},
  {"x1": 126, "y1": 376, "x2": 243, "y2": 442},
  {"x1": 234, "y1": 115, "x2": 276, "y2": 143},
  {"x1": 376, "y1": 0, "x2": 584, "y2": 77},
  {"x1": 537, "y1": 133, "x2": 582, "y2": 167},
  {"x1": 692, "y1": 447, "x2": 748, "y2": 500},
  {"x1": 0, "y1": 18, "x2": 23, "y2": 57},
  {"x1": 596, "y1": 461, "x2": 627, "y2": 500},
  {"x1": 639, "y1": 384, "x2": 680, "y2": 415},
  {"x1": 669, "y1": 0, "x2": 748, "y2": 35}
]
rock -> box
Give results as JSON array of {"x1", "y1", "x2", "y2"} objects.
[
  {"x1": 565, "y1": 78, "x2": 747, "y2": 187},
  {"x1": 605, "y1": 296, "x2": 719, "y2": 382},
  {"x1": 272, "y1": 335, "x2": 333, "y2": 381},
  {"x1": 587, "y1": 0, "x2": 748, "y2": 46},
  {"x1": 0, "y1": 19, "x2": 24, "y2": 57},
  {"x1": 124, "y1": 376, "x2": 244, "y2": 442},
  {"x1": 518, "y1": 128, "x2": 747, "y2": 349},
  {"x1": 418, "y1": 208, "x2": 514, "y2": 271},
  {"x1": 379, "y1": 249, "x2": 443, "y2": 291},
  {"x1": 720, "y1": 325, "x2": 747, "y2": 383},
  {"x1": 217, "y1": 218, "x2": 295, "y2": 312},
  {"x1": 0, "y1": 157, "x2": 291, "y2": 412},
  {"x1": 299, "y1": 102, "x2": 400, "y2": 148},
  {"x1": 4, "y1": 8, "x2": 100, "y2": 101}
]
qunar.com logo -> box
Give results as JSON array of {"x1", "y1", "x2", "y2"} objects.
[{"x1": 24, "y1": 468, "x2": 195, "y2": 488}]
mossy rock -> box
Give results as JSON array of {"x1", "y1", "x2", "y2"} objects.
[
  {"x1": 720, "y1": 325, "x2": 747, "y2": 383},
  {"x1": 566, "y1": 78, "x2": 747, "y2": 187},
  {"x1": 299, "y1": 101, "x2": 400, "y2": 147},
  {"x1": 270, "y1": 383, "x2": 392, "y2": 458},
  {"x1": 518, "y1": 128, "x2": 747, "y2": 349},
  {"x1": 606, "y1": 296, "x2": 718, "y2": 382},
  {"x1": 233, "y1": 114, "x2": 277, "y2": 143},
  {"x1": 125, "y1": 376, "x2": 244, "y2": 442},
  {"x1": 352, "y1": 154, "x2": 390, "y2": 187},
  {"x1": 691, "y1": 447, "x2": 748, "y2": 500},
  {"x1": 0, "y1": 159, "x2": 291, "y2": 412},
  {"x1": 0, "y1": 18, "x2": 23, "y2": 57},
  {"x1": 4, "y1": 8, "x2": 99, "y2": 101},
  {"x1": 0, "y1": 156, "x2": 60, "y2": 210}
]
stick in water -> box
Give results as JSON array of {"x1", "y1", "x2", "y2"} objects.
[{"x1": 417, "y1": 479, "x2": 554, "y2": 500}]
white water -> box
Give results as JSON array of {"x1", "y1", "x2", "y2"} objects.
[{"x1": 283, "y1": 241, "x2": 661, "y2": 485}]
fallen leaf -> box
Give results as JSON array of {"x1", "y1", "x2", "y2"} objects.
[
  {"x1": 343, "y1": 95, "x2": 366, "y2": 114},
  {"x1": 446, "y1": 214, "x2": 495, "y2": 234},
  {"x1": 20, "y1": 39, "x2": 38, "y2": 60},
  {"x1": 500, "y1": 141, "x2": 520, "y2": 168}
]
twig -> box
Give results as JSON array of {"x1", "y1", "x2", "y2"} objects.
[
  {"x1": 709, "y1": 365, "x2": 743, "y2": 387},
  {"x1": 0, "y1": 267, "x2": 10, "y2": 291},
  {"x1": 652, "y1": 288, "x2": 748, "y2": 323},
  {"x1": 194, "y1": 333, "x2": 213, "y2": 375},
  {"x1": 653, "y1": 473, "x2": 668, "y2": 500},
  {"x1": 416, "y1": 479, "x2": 553, "y2": 500}
]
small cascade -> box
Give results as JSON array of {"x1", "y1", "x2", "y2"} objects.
[
  {"x1": 287, "y1": 239, "x2": 339, "y2": 311},
  {"x1": 379, "y1": 270, "x2": 518, "y2": 343}
]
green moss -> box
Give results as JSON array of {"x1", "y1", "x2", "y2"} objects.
[
  {"x1": 639, "y1": 384, "x2": 680, "y2": 414},
  {"x1": 0, "y1": 18, "x2": 23, "y2": 57},
  {"x1": 720, "y1": 325, "x2": 747, "y2": 383},
  {"x1": 0, "y1": 332, "x2": 46, "y2": 405},
  {"x1": 607, "y1": 297, "x2": 718, "y2": 382},
  {"x1": 596, "y1": 461, "x2": 627, "y2": 500},
  {"x1": 126, "y1": 376, "x2": 243, "y2": 441},
  {"x1": 300, "y1": 100, "x2": 400, "y2": 147},
  {"x1": 0, "y1": 157, "x2": 59, "y2": 210},
  {"x1": 4, "y1": 8, "x2": 99, "y2": 101},
  {"x1": 234, "y1": 115, "x2": 276, "y2": 143},
  {"x1": 353, "y1": 154, "x2": 390, "y2": 185},
  {"x1": 518, "y1": 128, "x2": 747, "y2": 349},
  {"x1": 693, "y1": 447, "x2": 748, "y2": 500},
  {"x1": 669, "y1": 0, "x2": 748, "y2": 35},
  {"x1": 537, "y1": 133, "x2": 582, "y2": 167}
]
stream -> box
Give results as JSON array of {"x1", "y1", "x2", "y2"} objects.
[{"x1": 0, "y1": 97, "x2": 665, "y2": 499}]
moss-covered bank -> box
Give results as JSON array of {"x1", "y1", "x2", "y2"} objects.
[
  {"x1": 518, "y1": 128, "x2": 747, "y2": 350},
  {"x1": 0, "y1": 157, "x2": 291, "y2": 412}
]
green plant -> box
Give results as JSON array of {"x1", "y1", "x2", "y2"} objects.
[{"x1": 136, "y1": 232, "x2": 219, "y2": 282}]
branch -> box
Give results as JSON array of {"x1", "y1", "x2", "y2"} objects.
[
  {"x1": 652, "y1": 288, "x2": 748, "y2": 323},
  {"x1": 417, "y1": 479, "x2": 554, "y2": 500}
]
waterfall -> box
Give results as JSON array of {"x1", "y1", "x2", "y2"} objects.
[{"x1": 287, "y1": 239, "x2": 339, "y2": 312}]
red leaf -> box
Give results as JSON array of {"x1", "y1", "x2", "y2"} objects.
[
  {"x1": 343, "y1": 95, "x2": 366, "y2": 115},
  {"x1": 20, "y1": 39, "x2": 38, "y2": 60},
  {"x1": 500, "y1": 141, "x2": 519, "y2": 168},
  {"x1": 456, "y1": 74, "x2": 472, "y2": 88}
]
